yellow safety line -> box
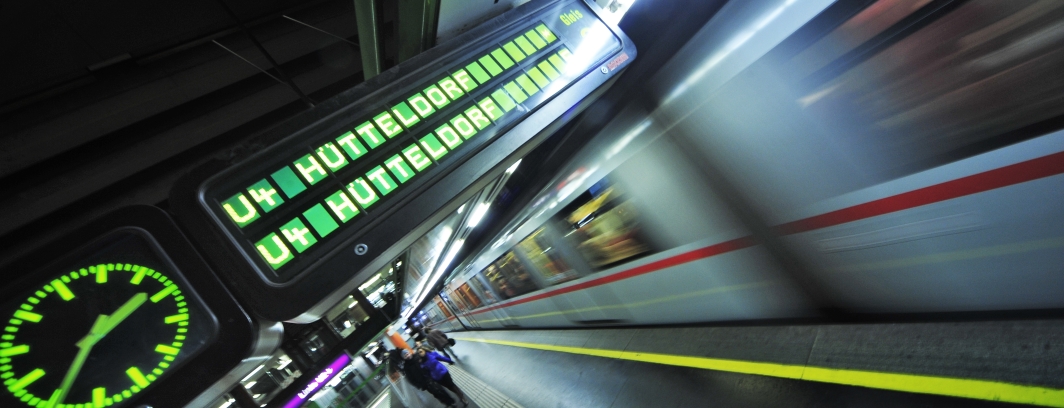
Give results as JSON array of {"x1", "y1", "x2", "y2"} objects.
[{"x1": 453, "y1": 337, "x2": 1064, "y2": 407}]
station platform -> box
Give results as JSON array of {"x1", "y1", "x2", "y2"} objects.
[
  {"x1": 388, "y1": 362, "x2": 524, "y2": 408},
  {"x1": 400, "y1": 320, "x2": 1064, "y2": 407}
]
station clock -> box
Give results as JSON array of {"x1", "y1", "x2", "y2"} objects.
[{"x1": 0, "y1": 206, "x2": 263, "y2": 408}]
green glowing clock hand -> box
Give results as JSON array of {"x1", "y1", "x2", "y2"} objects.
[
  {"x1": 46, "y1": 315, "x2": 107, "y2": 408},
  {"x1": 96, "y1": 292, "x2": 147, "y2": 336},
  {"x1": 46, "y1": 293, "x2": 147, "y2": 408}
]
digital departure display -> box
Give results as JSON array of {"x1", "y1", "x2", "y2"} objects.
[{"x1": 200, "y1": 1, "x2": 623, "y2": 282}]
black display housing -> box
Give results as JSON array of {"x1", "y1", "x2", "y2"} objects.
[{"x1": 171, "y1": 0, "x2": 636, "y2": 322}]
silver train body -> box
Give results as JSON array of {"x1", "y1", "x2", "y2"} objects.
[{"x1": 423, "y1": 0, "x2": 1064, "y2": 331}]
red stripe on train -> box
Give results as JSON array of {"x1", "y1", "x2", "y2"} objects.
[
  {"x1": 469, "y1": 237, "x2": 757, "y2": 315},
  {"x1": 778, "y1": 151, "x2": 1064, "y2": 234},
  {"x1": 464, "y1": 151, "x2": 1064, "y2": 316}
]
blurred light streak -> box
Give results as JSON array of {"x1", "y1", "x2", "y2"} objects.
[
  {"x1": 665, "y1": 0, "x2": 799, "y2": 102},
  {"x1": 606, "y1": 119, "x2": 652, "y2": 158},
  {"x1": 831, "y1": 237, "x2": 1064, "y2": 273},
  {"x1": 468, "y1": 203, "x2": 491, "y2": 227},
  {"x1": 506, "y1": 159, "x2": 522, "y2": 174}
]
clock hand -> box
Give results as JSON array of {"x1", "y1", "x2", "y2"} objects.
[
  {"x1": 47, "y1": 293, "x2": 148, "y2": 408},
  {"x1": 96, "y1": 292, "x2": 147, "y2": 336},
  {"x1": 47, "y1": 315, "x2": 108, "y2": 408}
]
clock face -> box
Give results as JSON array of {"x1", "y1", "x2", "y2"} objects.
[{"x1": 0, "y1": 230, "x2": 212, "y2": 408}]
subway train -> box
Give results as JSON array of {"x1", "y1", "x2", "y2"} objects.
[{"x1": 422, "y1": 0, "x2": 1064, "y2": 331}]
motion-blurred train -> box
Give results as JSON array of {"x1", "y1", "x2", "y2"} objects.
[{"x1": 423, "y1": 0, "x2": 1064, "y2": 331}]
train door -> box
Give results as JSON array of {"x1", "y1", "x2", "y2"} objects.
[
  {"x1": 473, "y1": 274, "x2": 520, "y2": 328},
  {"x1": 510, "y1": 246, "x2": 587, "y2": 324},
  {"x1": 460, "y1": 278, "x2": 500, "y2": 328},
  {"x1": 432, "y1": 297, "x2": 460, "y2": 331},
  {"x1": 460, "y1": 293, "x2": 487, "y2": 329},
  {"x1": 518, "y1": 223, "x2": 632, "y2": 324},
  {"x1": 442, "y1": 294, "x2": 478, "y2": 330}
]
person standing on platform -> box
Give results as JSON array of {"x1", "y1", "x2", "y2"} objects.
[
  {"x1": 426, "y1": 328, "x2": 457, "y2": 359},
  {"x1": 419, "y1": 346, "x2": 469, "y2": 406},
  {"x1": 396, "y1": 349, "x2": 457, "y2": 407}
]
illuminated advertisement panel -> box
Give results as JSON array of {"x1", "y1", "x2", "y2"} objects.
[{"x1": 282, "y1": 354, "x2": 351, "y2": 408}]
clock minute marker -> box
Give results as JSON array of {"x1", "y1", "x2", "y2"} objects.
[
  {"x1": 0, "y1": 345, "x2": 29, "y2": 357},
  {"x1": 12, "y1": 311, "x2": 41, "y2": 323},
  {"x1": 154, "y1": 345, "x2": 179, "y2": 356},
  {"x1": 95, "y1": 265, "x2": 107, "y2": 284},
  {"x1": 6, "y1": 368, "x2": 44, "y2": 392},
  {"x1": 164, "y1": 314, "x2": 188, "y2": 324},
  {"x1": 126, "y1": 367, "x2": 149, "y2": 388},
  {"x1": 49, "y1": 281, "x2": 74, "y2": 301},
  {"x1": 130, "y1": 267, "x2": 148, "y2": 285},
  {"x1": 149, "y1": 285, "x2": 177, "y2": 303},
  {"x1": 92, "y1": 387, "x2": 106, "y2": 407}
]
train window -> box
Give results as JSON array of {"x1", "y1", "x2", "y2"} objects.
[
  {"x1": 797, "y1": 0, "x2": 1064, "y2": 172},
  {"x1": 469, "y1": 274, "x2": 500, "y2": 305},
  {"x1": 422, "y1": 307, "x2": 441, "y2": 326},
  {"x1": 434, "y1": 297, "x2": 454, "y2": 319},
  {"x1": 455, "y1": 283, "x2": 484, "y2": 309},
  {"x1": 446, "y1": 292, "x2": 469, "y2": 312},
  {"x1": 517, "y1": 228, "x2": 580, "y2": 285},
  {"x1": 558, "y1": 180, "x2": 652, "y2": 270},
  {"x1": 484, "y1": 251, "x2": 541, "y2": 299},
  {"x1": 430, "y1": 308, "x2": 446, "y2": 323}
]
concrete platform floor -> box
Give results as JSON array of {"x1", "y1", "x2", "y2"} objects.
[
  {"x1": 389, "y1": 360, "x2": 524, "y2": 408},
  {"x1": 439, "y1": 321, "x2": 1064, "y2": 407}
]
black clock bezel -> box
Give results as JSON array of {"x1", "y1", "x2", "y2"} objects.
[{"x1": 0, "y1": 205, "x2": 260, "y2": 407}]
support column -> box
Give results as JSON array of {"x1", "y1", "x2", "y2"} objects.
[
  {"x1": 397, "y1": 0, "x2": 440, "y2": 63},
  {"x1": 354, "y1": 0, "x2": 382, "y2": 80},
  {"x1": 386, "y1": 327, "x2": 412, "y2": 351}
]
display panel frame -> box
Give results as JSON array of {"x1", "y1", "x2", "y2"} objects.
[{"x1": 171, "y1": 0, "x2": 636, "y2": 322}]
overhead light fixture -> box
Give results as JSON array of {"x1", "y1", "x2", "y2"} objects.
[
  {"x1": 358, "y1": 274, "x2": 382, "y2": 291},
  {"x1": 410, "y1": 239, "x2": 465, "y2": 312},
  {"x1": 467, "y1": 203, "x2": 490, "y2": 228},
  {"x1": 506, "y1": 159, "x2": 522, "y2": 174},
  {"x1": 439, "y1": 240, "x2": 464, "y2": 273},
  {"x1": 241, "y1": 364, "x2": 266, "y2": 382}
]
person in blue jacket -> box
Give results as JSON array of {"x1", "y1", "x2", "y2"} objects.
[
  {"x1": 396, "y1": 349, "x2": 456, "y2": 407},
  {"x1": 418, "y1": 346, "x2": 469, "y2": 406}
]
